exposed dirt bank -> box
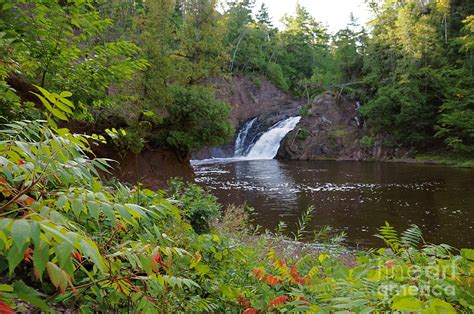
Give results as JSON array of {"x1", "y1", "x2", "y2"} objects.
[{"x1": 93, "y1": 145, "x2": 194, "y2": 189}]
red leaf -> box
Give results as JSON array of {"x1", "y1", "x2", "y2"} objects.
[
  {"x1": 298, "y1": 296, "x2": 309, "y2": 303},
  {"x1": 72, "y1": 251, "x2": 83, "y2": 263},
  {"x1": 290, "y1": 265, "x2": 301, "y2": 282},
  {"x1": 17, "y1": 159, "x2": 24, "y2": 166},
  {"x1": 267, "y1": 275, "x2": 279, "y2": 286},
  {"x1": 243, "y1": 308, "x2": 258, "y2": 314},
  {"x1": 386, "y1": 259, "x2": 394, "y2": 269},
  {"x1": 269, "y1": 295, "x2": 289, "y2": 309},
  {"x1": 276, "y1": 259, "x2": 287, "y2": 267},
  {"x1": 300, "y1": 275, "x2": 311, "y2": 285},
  {"x1": 154, "y1": 252, "x2": 168, "y2": 269},
  {"x1": 0, "y1": 302, "x2": 14, "y2": 314},
  {"x1": 238, "y1": 296, "x2": 250, "y2": 308},
  {"x1": 252, "y1": 268, "x2": 263, "y2": 278},
  {"x1": 23, "y1": 247, "x2": 33, "y2": 263},
  {"x1": 116, "y1": 223, "x2": 126, "y2": 232},
  {"x1": 133, "y1": 285, "x2": 142, "y2": 293},
  {"x1": 33, "y1": 267, "x2": 40, "y2": 281}
]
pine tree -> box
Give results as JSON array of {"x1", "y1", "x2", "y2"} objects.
[{"x1": 256, "y1": 3, "x2": 272, "y2": 27}]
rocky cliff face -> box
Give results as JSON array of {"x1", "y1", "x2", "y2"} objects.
[
  {"x1": 193, "y1": 76, "x2": 303, "y2": 159},
  {"x1": 277, "y1": 93, "x2": 407, "y2": 161},
  {"x1": 212, "y1": 76, "x2": 302, "y2": 128}
]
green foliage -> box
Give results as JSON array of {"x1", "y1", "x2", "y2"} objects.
[
  {"x1": 105, "y1": 127, "x2": 145, "y2": 154},
  {"x1": 31, "y1": 86, "x2": 75, "y2": 128},
  {"x1": 266, "y1": 62, "x2": 289, "y2": 92},
  {"x1": 138, "y1": 0, "x2": 226, "y2": 106},
  {"x1": 292, "y1": 206, "x2": 314, "y2": 241},
  {"x1": 164, "y1": 85, "x2": 234, "y2": 154},
  {"x1": 296, "y1": 128, "x2": 310, "y2": 141},
  {"x1": 0, "y1": 121, "x2": 473, "y2": 312},
  {"x1": 299, "y1": 103, "x2": 312, "y2": 117},
  {"x1": 435, "y1": 68, "x2": 474, "y2": 152},
  {"x1": 359, "y1": 135, "x2": 375, "y2": 147},
  {"x1": 167, "y1": 180, "x2": 220, "y2": 234},
  {"x1": 0, "y1": 121, "x2": 198, "y2": 311},
  {"x1": 0, "y1": 0, "x2": 147, "y2": 112},
  {"x1": 358, "y1": 0, "x2": 474, "y2": 153}
]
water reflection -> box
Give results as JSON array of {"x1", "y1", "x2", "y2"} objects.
[
  {"x1": 234, "y1": 160, "x2": 299, "y2": 204},
  {"x1": 193, "y1": 160, "x2": 474, "y2": 248}
]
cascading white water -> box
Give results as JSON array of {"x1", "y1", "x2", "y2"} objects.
[
  {"x1": 245, "y1": 116, "x2": 301, "y2": 160},
  {"x1": 234, "y1": 117, "x2": 258, "y2": 156}
]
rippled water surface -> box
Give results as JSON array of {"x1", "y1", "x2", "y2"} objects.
[{"x1": 193, "y1": 159, "x2": 474, "y2": 248}]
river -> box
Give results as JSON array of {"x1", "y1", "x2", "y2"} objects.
[{"x1": 193, "y1": 159, "x2": 474, "y2": 248}]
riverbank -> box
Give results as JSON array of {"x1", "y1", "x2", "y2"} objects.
[
  {"x1": 339, "y1": 154, "x2": 474, "y2": 168},
  {"x1": 414, "y1": 152, "x2": 474, "y2": 168}
]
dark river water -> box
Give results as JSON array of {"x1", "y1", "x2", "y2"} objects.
[{"x1": 193, "y1": 159, "x2": 474, "y2": 248}]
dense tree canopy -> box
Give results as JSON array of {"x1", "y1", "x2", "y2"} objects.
[{"x1": 360, "y1": 0, "x2": 474, "y2": 151}]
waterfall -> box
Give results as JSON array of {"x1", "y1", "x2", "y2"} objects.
[
  {"x1": 246, "y1": 116, "x2": 301, "y2": 160},
  {"x1": 234, "y1": 117, "x2": 258, "y2": 156}
]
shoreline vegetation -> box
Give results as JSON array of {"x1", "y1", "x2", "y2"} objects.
[
  {"x1": 0, "y1": 121, "x2": 473, "y2": 313},
  {"x1": 364, "y1": 154, "x2": 474, "y2": 168},
  {"x1": 282, "y1": 155, "x2": 474, "y2": 168}
]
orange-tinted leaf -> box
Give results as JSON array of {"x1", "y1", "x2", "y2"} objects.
[
  {"x1": 238, "y1": 296, "x2": 250, "y2": 308},
  {"x1": 386, "y1": 259, "x2": 395, "y2": 269},
  {"x1": 0, "y1": 302, "x2": 14, "y2": 314},
  {"x1": 23, "y1": 247, "x2": 33, "y2": 263},
  {"x1": 252, "y1": 267, "x2": 263, "y2": 278},
  {"x1": 16, "y1": 194, "x2": 35, "y2": 207},
  {"x1": 72, "y1": 251, "x2": 83, "y2": 263},
  {"x1": 269, "y1": 295, "x2": 289, "y2": 309},
  {"x1": 290, "y1": 265, "x2": 301, "y2": 282},
  {"x1": 267, "y1": 275, "x2": 279, "y2": 286},
  {"x1": 116, "y1": 223, "x2": 126, "y2": 232},
  {"x1": 46, "y1": 262, "x2": 69, "y2": 294},
  {"x1": 154, "y1": 253, "x2": 168, "y2": 269}
]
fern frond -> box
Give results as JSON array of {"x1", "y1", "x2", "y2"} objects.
[
  {"x1": 375, "y1": 222, "x2": 401, "y2": 253},
  {"x1": 185, "y1": 297, "x2": 218, "y2": 312},
  {"x1": 292, "y1": 206, "x2": 315, "y2": 241},
  {"x1": 422, "y1": 243, "x2": 454, "y2": 258},
  {"x1": 400, "y1": 224, "x2": 424, "y2": 249}
]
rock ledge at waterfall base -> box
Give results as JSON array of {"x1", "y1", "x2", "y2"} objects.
[{"x1": 277, "y1": 93, "x2": 409, "y2": 161}]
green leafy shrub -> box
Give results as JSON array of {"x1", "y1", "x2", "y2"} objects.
[
  {"x1": 167, "y1": 180, "x2": 220, "y2": 234},
  {"x1": 359, "y1": 135, "x2": 375, "y2": 147},
  {"x1": 0, "y1": 120, "x2": 201, "y2": 312},
  {"x1": 164, "y1": 86, "x2": 234, "y2": 155},
  {"x1": 105, "y1": 127, "x2": 145, "y2": 154},
  {"x1": 299, "y1": 103, "x2": 312, "y2": 117},
  {"x1": 266, "y1": 62, "x2": 289, "y2": 92},
  {"x1": 297, "y1": 128, "x2": 310, "y2": 141}
]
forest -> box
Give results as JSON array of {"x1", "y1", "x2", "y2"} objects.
[{"x1": 0, "y1": 0, "x2": 473, "y2": 312}]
